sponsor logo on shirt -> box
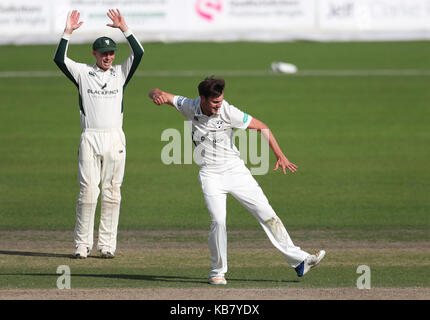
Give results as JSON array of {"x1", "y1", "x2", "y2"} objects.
[
  {"x1": 89, "y1": 71, "x2": 96, "y2": 77},
  {"x1": 87, "y1": 88, "x2": 119, "y2": 95},
  {"x1": 177, "y1": 96, "x2": 185, "y2": 107},
  {"x1": 110, "y1": 69, "x2": 116, "y2": 77}
]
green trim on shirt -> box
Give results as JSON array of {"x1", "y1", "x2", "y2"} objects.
[
  {"x1": 123, "y1": 34, "x2": 144, "y2": 89},
  {"x1": 53, "y1": 38, "x2": 78, "y2": 88},
  {"x1": 243, "y1": 113, "x2": 249, "y2": 123}
]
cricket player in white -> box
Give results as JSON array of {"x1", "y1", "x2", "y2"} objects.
[
  {"x1": 149, "y1": 77, "x2": 325, "y2": 284},
  {"x1": 53, "y1": 10, "x2": 143, "y2": 259}
]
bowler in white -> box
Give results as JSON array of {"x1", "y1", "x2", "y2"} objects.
[{"x1": 148, "y1": 77, "x2": 325, "y2": 284}]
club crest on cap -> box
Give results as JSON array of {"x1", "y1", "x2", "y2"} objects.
[{"x1": 93, "y1": 36, "x2": 117, "y2": 52}]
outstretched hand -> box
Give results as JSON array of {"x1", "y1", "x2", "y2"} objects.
[
  {"x1": 65, "y1": 10, "x2": 83, "y2": 34},
  {"x1": 107, "y1": 9, "x2": 128, "y2": 32},
  {"x1": 274, "y1": 156, "x2": 298, "y2": 174},
  {"x1": 148, "y1": 89, "x2": 175, "y2": 106},
  {"x1": 150, "y1": 90, "x2": 169, "y2": 105}
]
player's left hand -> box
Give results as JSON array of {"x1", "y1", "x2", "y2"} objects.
[
  {"x1": 274, "y1": 156, "x2": 298, "y2": 174},
  {"x1": 107, "y1": 9, "x2": 128, "y2": 32}
]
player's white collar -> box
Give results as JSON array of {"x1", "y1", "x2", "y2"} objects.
[
  {"x1": 92, "y1": 64, "x2": 114, "y2": 72},
  {"x1": 197, "y1": 97, "x2": 222, "y2": 118},
  {"x1": 196, "y1": 97, "x2": 205, "y2": 116}
]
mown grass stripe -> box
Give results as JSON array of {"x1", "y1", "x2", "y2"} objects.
[{"x1": 2, "y1": 69, "x2": 430, "y2": 78}]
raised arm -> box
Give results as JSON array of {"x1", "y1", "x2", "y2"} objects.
[
  {"x1": 247, "y1": 118, "x2": 298, "y2": 174},
  {"x1": 53, "y1": 10, "x2": 83, "y2": 87},
  {"x1": 148, "y1": 88, "x2": 176, "y2": 107},
  {"x1": 107, "y1": 9, "x2": 144, "y2": 87}
]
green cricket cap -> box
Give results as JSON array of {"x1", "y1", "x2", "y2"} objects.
[{"x1": 92, "y1": 36, "x2": 117, "y2": 53}]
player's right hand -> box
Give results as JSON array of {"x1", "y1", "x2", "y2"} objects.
[
  {"x1": 149, "y1": 88, "x2": 175, "y2": 106},
  {"x1": 152, "y1": 94, "x2": 168, "y2": 106},
  {"x1": 65, "y1": 10, "x2": 84, "y2": 34}
]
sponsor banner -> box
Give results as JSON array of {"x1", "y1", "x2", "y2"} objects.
[
  {"x1": 51, "y1": 0, "x2": 176, "y2": 43},
  {"x1": 318, "y1": 0, "x2": 430, "y2": 31},
  {"x1": 151, "y1": 0, "x2": 317, "y2": 41},
  {"x1": 52, "y1": 0, "x2": 175, "y2": 33},
  {"x1": 0, "y1": 0, "x2": 51, "y2": 34},
  {"x1": 51, "y1": 0, "x2": 316, "y2": 42},
  {"x1": 189, "y1": 0, "x2": 315, "y2": 30},
  {"x1": 2, "y1": 0, "x2": 430, "y2": 44}
]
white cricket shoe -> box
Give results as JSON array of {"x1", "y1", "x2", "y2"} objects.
[
  {"x1": 99, "y1": 247, "x2": 115, "y2": 259},
  {"x1": 74, "y1": 245, "x2": 90, "y2": 259},
  {"x1": 208, "y1": 276, "x2": 227, "y2": 285},
  {"x1": 295, "y1": 250, "x2": 326, "y2": 277}
]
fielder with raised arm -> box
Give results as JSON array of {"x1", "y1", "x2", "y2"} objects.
[
  {"x1": 148, "y1": 77, "x2": 325, "y2": 284},
  {"x1": 53, "y1": 9, "x2": 144, "y2": 259}
]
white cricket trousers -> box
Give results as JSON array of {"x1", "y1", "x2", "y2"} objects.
[
  {"x1": 74, "y1": 128, "x2": 126, "y2": 253},
  {"x1": 198, "y1": 161, "x2": 310, "y2": 278}
]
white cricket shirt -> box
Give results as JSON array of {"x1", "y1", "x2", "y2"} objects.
[
  {"x1": 173, "y1": 96, "x2": 253, "y2": 169},
  {"x1": 54, "y1": 30, "x2": 144, "y2": 130}
]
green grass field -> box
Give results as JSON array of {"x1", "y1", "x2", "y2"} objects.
[{"x1": 0, "y1": 40, "x2": 429, "y2": 295}]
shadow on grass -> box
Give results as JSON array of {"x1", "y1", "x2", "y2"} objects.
[
  {"x1": 0, "y1": 250, "x2": 73, "y2": 259},
  {"x1": 0, "y1": 250, "x2": 116, "y2": 259},
  {"x1": 0, "y1": 272, "x2": 299, "y2": 285},
  {"x1": 0, "y1": 250, "x2": 300, "y2": 284}
]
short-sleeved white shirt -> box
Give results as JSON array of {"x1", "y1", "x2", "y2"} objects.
[{"x1": 173, "y1": 95, "x2": 252, "y2": 169}]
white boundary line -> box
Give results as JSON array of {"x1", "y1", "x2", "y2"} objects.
[{"x1": 1, "y1": 69, "x2": 430, "y2": 78}]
